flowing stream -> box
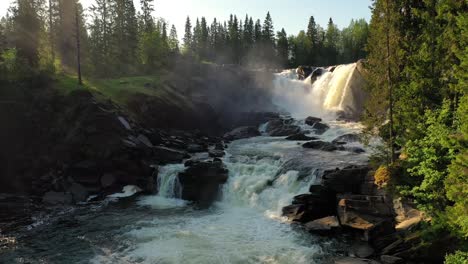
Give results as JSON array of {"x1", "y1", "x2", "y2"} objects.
[{"x1": 0, "y1": 65, "x2": 369, "y2": 264}]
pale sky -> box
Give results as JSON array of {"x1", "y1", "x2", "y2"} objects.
[{"x1": 0, "y1": 0, "x2": 372, "y2": 37}]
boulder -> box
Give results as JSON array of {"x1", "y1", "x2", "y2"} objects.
[
  {"x1": 42, "y1": 192, "x2": 73, "y2": 205},
  {"x1": 178, "y1": 160, "x2": 229, "y2": 207},
  {"x1": 347, "y1": 147, "x2": 366, "y2": 154},
  {"x1": 305, "y1": 116, "x2": 322, "y2": 126},
  {"x1": 223, "y1": 126, "x2": 260, "y2": 140},
  {"x1": 322, "y1": 165, "x2": 370, "y2": 193},
  {"x1": 297, "y1": 66, "x2": 316, "y2": 80},
  {"x1": 187, "y1": 144, "x2": 206, "y2": 153},
  {"x1": 283, "y1": 187, "x2": 337, "y2": 223},
  {"x1": 208, "y1": 149, "x2": 225, "y2": 158},
  {"x1": 69, "y1": 183, "x2": 89, "y2": 203},
  {"x1": 310, "y1": 122, "x2": 330, "y2": 135},
  {"x1": 305, "y1": 216, "x2": 340, "y2": 234},
  {"x1": 332, "y1": 134, "x2": 361, "y2": 144},
  {"x1": 309, "y1": 68, "x2": 326, "y2": 84},
  {"x1": 303, "y1": 141, "x2": 342, "y2": 151},
  {"x1": 351, "y1": 242, "x2": 375, "y2": 258},
  {"x1": 153, "y1": 146, "x2": 188, "y2": 164},
  {"x1": 265, "y1": 119, "x2": 301, "y2": 137},
  {"x1": 285, "y1": 133, "x2": 318, "y2": 141}
]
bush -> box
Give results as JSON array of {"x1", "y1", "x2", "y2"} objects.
[
  {"x1": 445, "y1": 251, "x2": 468, "y2": 264},
  {"x1": 374, "y1": 165, "x2": 391, "y2": 188}
]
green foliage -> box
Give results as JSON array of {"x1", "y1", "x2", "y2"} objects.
[{"x1": 445, "y1": 251, "x2": 468, "y2": 264}]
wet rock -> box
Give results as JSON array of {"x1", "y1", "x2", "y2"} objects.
[
  {"x1": 305, "y1": 216, "x2": 340, "y2": 234},
  {"x1": 178, "y1": 160, "x2": 229, "y2": 207},
  {"x1": 265, "y1": 119, "x2": 301, "y2": 137},
  {"x1": 187, "y1": 144, "x2": 206, "y2": 153},
  {"x1": 309, "y1": 68, "x2": 326, "y2": 84},
  {"x1": 347, "y1": 147, "x2": 366, "y2": 154},
  {"x1": 285, "y1": 133, "x2": 318, "y2": 141},
  {"x1": 303, "y1": 141, "x2": 342, "y2": 151},
  {"x1": 100, "y1": 173, "x2": 116, "y2": 188},
  {"x1": 297, "y1": 66, "x2": 316, "y2": 80},
  {"x1": 351, "y1": 242, "x2": 375, "y2": 258},
  {"x1": 136, "y1": 134, "x2": 153, "y2": 148},
  {"x1": 380, "y1": 255, "x2": 404, "y2": 264},
  {"x1": 305, "y1": 116, "x2": 322, "y2": 126},
  {"x1": 322, "y1": 165, "x2": 370, "y2": 193},
  {"x1": 117, "y1": 116, "x2": 132, "y2": 130},
  {"x1": 223, "y1": 126, "x2": 260, "y2": 140},
  {"x1": 231, "y1": 112, "x2": 280, "y2": 128},
  {"x1": 42, "y1": 191, "x2": 73, "y2": 205},
  {"x1": 332, "y1": 134, "x2": 361, "y2": 144},
  {"x1": 310, "y1": 122, "x2": 330, "y2": 135},
  {"x1": 283, "y1": 187, "x2": 337, "y2": 223},
  {"x1": 153, "y1": 146, "x2": 188, "y2": 164},
  {"x1": 69, "y1": 183, "x2": 89, "y2": 203},
  {"x1": 208, "y1": 149, "x2": 225, "y2": 158}
]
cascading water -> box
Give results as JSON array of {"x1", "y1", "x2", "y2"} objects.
[
  {"x1": 2, "y1": 63, "x2": 370, "y2": 264},
  {"x1": 273, "y1": 63, "x2": 366, "y2": 119}
]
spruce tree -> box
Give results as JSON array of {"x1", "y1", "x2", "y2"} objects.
[
  {"x1": 276, "y1": 28, "x2": 289, "y2": 67},
  {"x1": 183, "y1": 16, "x2": 192, "y2": 54},
  {"x1": 168, "y1": 24, "x2": 179, "y2": 53}
]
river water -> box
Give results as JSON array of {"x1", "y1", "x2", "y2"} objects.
[{"x1": 0, "y1": 64, "x2": 371, "y2": 264}]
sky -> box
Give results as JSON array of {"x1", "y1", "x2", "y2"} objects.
[{"x1": 0, "y1": 0, "x2": 372, "y2": 37}]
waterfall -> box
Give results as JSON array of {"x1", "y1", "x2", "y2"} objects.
[
  {"x1": 273, "y1": 63, "x2": 366, "y2": 120},
  {"x1": 137, "y1": 164, "x2": 187, "y2": 209}
]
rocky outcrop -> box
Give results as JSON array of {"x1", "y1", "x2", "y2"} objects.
[
  {"x1": 285, "y1": 133, "x2": 318, "y2": 141},
  {"x1": 265, "y1": 119, "x2": 301, "y2": 137},
  {"x1": 178, "y1": 160, "x2": 229, "y2": 207},
  {"x1": 303, "y1": 141, "x2": 344, "y2": 151},
  {"x1": 223, "y1": 126, "x2": 260, "y2": 140}
]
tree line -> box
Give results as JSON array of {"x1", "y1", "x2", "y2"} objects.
[
  {"x1": 0, "y1": 0, "x2": 370, "y2": 81},
  {"x1": 364, "y1": 0, "x2": 467, "y2": 262}
]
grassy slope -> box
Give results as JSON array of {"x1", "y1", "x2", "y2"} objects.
[{"x1": 53, "y1": 73, "x2": 196, "y2": 111}]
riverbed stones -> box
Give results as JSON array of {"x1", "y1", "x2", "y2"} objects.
[
  {"x1": 42, "y1": 191, "x2": 73, "y2": 205},
  {"x1": 305, "y1": 116, "x2": 322, "y2": 126},
  {"x1": 332, "y1": 134, "x2": 361, "y2": 144},
  {"x1": 305, "y1": 216, "x2": 340, "y2": 234}
]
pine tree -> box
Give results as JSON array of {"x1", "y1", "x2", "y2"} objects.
[
  {"x1": 254, "y1": 19, "x2": 262, "y2": 43},
  {"x1": 183, "y1": 16, "x2": 192, "y2": 54},
  {"x1": 324, "y1": 18, "x2": 340, "y2": 65},
  {"x1": 168, "y1": 24, "x2": 179, "y2": 53},
  {"x1": 276, "y1": 28, "x2": 289, "y2": 67},
  {"x1": 140, "y1": 0, "x2": 154, "y2": 32},
  {"x1": 306, "y1": 16, "x2": 318, "y2": 64},
  {"x1": 12, "y1": 0, "x2": 42, "y2": 68},
  {"x1": 262, "y1": 12, "x2": 274, "y2": 44}
]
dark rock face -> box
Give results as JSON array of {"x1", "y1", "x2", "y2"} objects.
[
  {"x1": 309, "y1": 68, "x2": 326, "y2": 84},
  {"x1": 303, "y1": 141, "x2": 343, "y2": 151},
  {"x1": 296, "y1": 66, "x2": 316, "y2": 80},
  {"x1": 223, "y1": 126, "x2": 260, "y2": 140},
  {"x1": 285, "y1": 133, "x2": 318, "y2": 141},
  {"x1": 178, "y1": 160, "x2": 229, "y2": 207},
  {"x1": 265, "y1": 119, "x2": 301, "y2": 137}
]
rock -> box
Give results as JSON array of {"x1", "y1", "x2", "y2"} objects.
[
  {"x1": 208, "y1": 149, "x2": 225, "y2": 158},
  {"x1": 334, "y1": 257, "x2": 380, "y2": 264},
  {"x1": 305, "y1": 116, "x2": 323, "y2": 126},
  {"x1": 347, "y1": 147, "x2": 366, "y2": 154},
  {"x1": 178, "y1": 160, "x2": 229, "y2": 207},
  {"x1": 310, "y1": 122, "x2": 330, "y2": 135},
  {"x1": 283, "y1": 187, "x2": 337, "y2": 223},
  {"x1": 69, "y1": 183, "x2": 88, "y2": 203},
  {"x1": 309, "y1": 68, "x2": 326, "y2": 84},
  {"x1": 153, "y1": 146, "x2": 188, "y2": 164},
  {"x1": 223, "y1": 126, "x2": 260, "y2": 140},
  {"x1": 117, "y1": 116, "x2": 132, "y2": 130},
  {"x1": 332, "y1": 134, "x2": 361, "y2": 144},
  {"x1": 137, "y1": 134, "x2": 154, "y2": 148},
  {"x1": 231, "y1": 112, "x2": 280, "y2": 128},
  {"x1": 285, "y1": 133, "x2": 318, "y2": 141},
  {"x1": 337, "y1": 207, "x2": 395, "y2": 241},
  {"x1": 187, "y1": 144, "x2": 206, "y2": 153},
  {"x1": 101, "y1": 173, "x2": 116, "y2": 188},
  {"x1": 265, "y1": 119, "x2": 301, "y2": 137},
  {"x1": 303, "y1": 141, "x2": 342, "y2": 151},
  {"x1": 305, "y1": 216, "x2": 340, "y2": 234},
  {"x1": 352, "y1": 242, "x2": 375, "y2": 258},
  {"x1": 322, "y1": 165, "x2": 370, "y2": 193},
  {"x1": 296, "y1": 66, "x2": 316, "y2": 80},
  {"x1": 42, "y1": 192, "x2": 73, "y2": 205},
  {"x1": 380, "y1": 255, "x2": 404, "y2": 264}
]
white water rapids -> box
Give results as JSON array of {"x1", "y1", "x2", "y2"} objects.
[{"x1": 89, "y1": 64, "x2": 369, "y2": 264}]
